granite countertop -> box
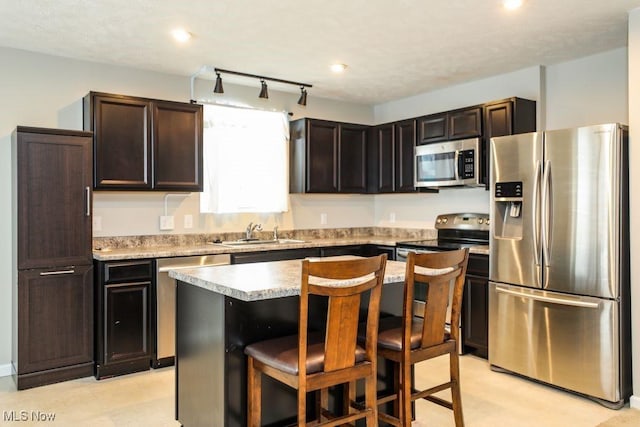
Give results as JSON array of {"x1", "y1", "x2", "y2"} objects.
[
  {"x1": 93, "y1": 236, "x2": 489, "y2": 260},
  {"x1": 169, "y1": 257, "x2": 418, "y2": 301},
  {"x1": 93, "y1": 236, "x2": 402, "y2": 261}
]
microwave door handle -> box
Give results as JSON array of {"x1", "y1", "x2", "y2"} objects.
[{"x1": 454, "y1": 150, "x2": 460, "y2": 181}]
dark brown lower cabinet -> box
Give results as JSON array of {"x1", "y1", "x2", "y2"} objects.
[
  {"x1": 462, "y1": 254, "x2": 488, "y2": 358},
  {"x1": 105, "y1": 283, "x2": 150, "y2": 365},
  {"x1": 95, "y1": 260, "x2": 153, "y2": 379},
  {"x1": 14, "y1": 265, "x2": 94, "y2": 390}
]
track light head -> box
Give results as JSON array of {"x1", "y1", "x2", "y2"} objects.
[
  {"x1": 297, "y1": 87, "x2": 307, "y2": 106},
  {"x1": 258, "y1": 80, "x2": 269, "y2": 99},
  {"x1": 213, "y1": 72, "x2": 224, "y2": 94}
]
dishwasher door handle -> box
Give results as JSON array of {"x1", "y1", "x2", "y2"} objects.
[{"x1": 158, "y1": 263, "x2": 228, "y2": 273}]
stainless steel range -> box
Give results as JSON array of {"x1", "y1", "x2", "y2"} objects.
[{"x1": 396, "y1": 213, "x2": 489, "y2": 261}]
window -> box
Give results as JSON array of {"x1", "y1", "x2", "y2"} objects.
[{"x1": 200, "y1": 104, "x2": 289, "y2": 213}]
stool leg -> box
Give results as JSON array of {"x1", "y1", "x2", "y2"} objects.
[
  {"x1": 450, "y1": 350, "x2": 464, "y2": 427},
  {"x1": 365, "y1": 375, "x2": 377, "y2": 427},
  {"x1": 400, "y1": 360, "x2": 412, "y2": 426},
  {"x1": 247, "y1": 356, "x2": 261, "y2": 427},
  {"x1": 298, "y1": 385, "x2": 307, "y2": 426}
]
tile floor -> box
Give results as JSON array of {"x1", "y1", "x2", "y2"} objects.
[{"x1": 0, "y1": 355, "x2": 633, "y2": 426}]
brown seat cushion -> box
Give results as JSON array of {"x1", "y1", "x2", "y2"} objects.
[
  {"x1": 372, "y1": 316, "x2": 450, "y2": 351},
  {"x1": 245, "y1": 332, "x2": 366, "y2": 376}
]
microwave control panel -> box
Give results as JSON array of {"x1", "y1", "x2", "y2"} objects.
[{"x1": 459, "y1": 149, "x2": 475, "y2": 178}]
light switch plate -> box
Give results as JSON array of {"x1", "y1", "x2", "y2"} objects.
[
  {"x1": 184, "y1": 214, "x2": 193, "y2": 229},
  {"x1": 160, "y1": 215, "x2": 175, "y2": 230},
  {"x1": 93, "y1": 215, "x2": 102, "y2": 231},
  {"x1": 320, "y1": 213, "x2": 327, "y2": 225}
]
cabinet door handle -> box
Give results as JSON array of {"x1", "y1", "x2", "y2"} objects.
[
  {"x1": 85, "y1": 186, "x2": 91, "y2": 217},
  {"x1": 39, "y1": 269, "x2": 75, "y2": 276}
]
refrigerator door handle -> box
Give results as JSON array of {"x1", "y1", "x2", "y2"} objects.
[
  {"x1": 532, "y1": 161, "x2": 542, "y2": 260},
  {"x1": 495, "y1": 285, "x2": 600, "y2": 309},
  {"x1": 541, "y1": 160, "x2": 552, "y2": 288}
]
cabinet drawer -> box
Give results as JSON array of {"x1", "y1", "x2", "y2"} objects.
[
  {"x1": 104, "y1": 260, "x2": 153, "y2": 284},
  {"x1": 467, "y1": 254, "x2": 488, "y2": 277}
]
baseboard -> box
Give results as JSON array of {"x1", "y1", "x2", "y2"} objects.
[
  {"x1": 0, "y1": 363, "x2": 13, "y2": 378},
  {"x1": 630, "y1": 395, "x2": 640, "y2": 409}
]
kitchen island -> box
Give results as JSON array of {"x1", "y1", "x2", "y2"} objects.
[{"x1": 169, "y1": 257, "x2": 409, "y2": 427}]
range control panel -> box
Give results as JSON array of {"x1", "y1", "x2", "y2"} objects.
[{"x1": 435, "y1": 213, "x2": 490, "y2": 230}]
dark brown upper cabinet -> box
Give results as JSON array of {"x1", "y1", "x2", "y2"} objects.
[
  {"x1": 15, "y1": 127, "x2": 93, "y2": 270},
  {"x1": 481, "y1": 97, "x2": 536, "y2": 185},
  {"x1": 84, "y1": 92, "x2": 203, "y2": 191},
  {"x1": 152, "y1": 100, "x2": 203, "y2": 191},
  {"x1": 483, "y1": 97, "x2": 536, "y2": 139},
  {"x1": 368, "y1": 119, "x2": 417, "y2": 193},
  {"x1": 290, "y1": 118, "x2": 367, "y2": 193},
  {"x1": 418, "y1": 106, "x2": 482, "y2": 145}
]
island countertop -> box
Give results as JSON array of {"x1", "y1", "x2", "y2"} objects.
[{"x1": 169, "y1": 257, "x2": 413, "y2": 302}]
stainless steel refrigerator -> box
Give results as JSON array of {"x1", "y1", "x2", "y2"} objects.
[{"x1": 488, "y1": 123, "x2": 631, "y2": 408}]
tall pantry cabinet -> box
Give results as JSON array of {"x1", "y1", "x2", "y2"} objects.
[{"x1": 11, "y1": 127, "x2": 94, "y2": 390}]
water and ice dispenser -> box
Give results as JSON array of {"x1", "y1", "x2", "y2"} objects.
[{"x1": 493, "y1": 181, "x2": 523, "y2": 239}]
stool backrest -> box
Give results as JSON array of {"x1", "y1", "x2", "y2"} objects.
[
  {"x1": 404, "y1": 249, "x2": 469, "y2": 348},
  {"x1": 299, "y1": 255, "x2": 387, "y2": 375}
]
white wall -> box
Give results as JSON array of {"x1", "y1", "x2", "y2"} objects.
[
  {"x1": 374, "y1": 66, "x2": 543, "y2": 124},
  {"x1": 545, "y1": 48, "x2": 628, "y2": 130},
  {"x1": 627, "y1": 8, "x2": 640, "y2": 409}
]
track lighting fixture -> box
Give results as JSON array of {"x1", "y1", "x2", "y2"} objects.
[
  {"x1": 213, "y1": 72, "x2": 224, "y2": 94},
  {"x1": 258, "y1": 79, "x2": 269, "y2": 99},
  {"x1": 297, "y1": 87, "x2": 307, "y2": 106},
  {"x1": 210, "y1": 68, "x2": 312, "y2": 105}
]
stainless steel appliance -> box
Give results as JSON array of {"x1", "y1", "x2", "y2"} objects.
[
  {"x1": 414, "y1": 138, "x2": 483, "y2": 188},
  {"x1": 489, "y1": 123, "x2": 631, "y2": 408},
  {"x1": 397, "y1": 213, "x2": 489, "y2": 354},
  {"x1": 154, "y1": 254, "x2": 230, "y2": 367}
]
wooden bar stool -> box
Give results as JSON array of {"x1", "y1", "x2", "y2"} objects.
[
  {"x1": 245, "y1": 254, "x2": 387, "y2": 427},
  {"x1": 376, "y1": 248, "x2": 469, "y2": 427}
]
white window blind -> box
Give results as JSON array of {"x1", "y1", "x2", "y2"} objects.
[{"x1": 200, "y1": 104, "x2": 289, "y2": 213}]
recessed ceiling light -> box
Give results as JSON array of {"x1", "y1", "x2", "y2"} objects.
[
  {"x1": 171, "y1": 28, "x2": 192, "y2": 43},
  {"x1": 330, "y1": 63, "x2": 348, "y2": 73},
  {"x1": 502, "y1": 0, "x2": 523, "y2": 10}
]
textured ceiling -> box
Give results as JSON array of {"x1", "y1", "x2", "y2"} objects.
[{"x1": 0, "y1": 0, "x2": 639, "y2": 104}]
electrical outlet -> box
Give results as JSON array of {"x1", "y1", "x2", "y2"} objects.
[
  {"x1": 389, "y1": 212, "x2": 396, "y2": 223},
  {"x1": 320, "y1": 213, "x2": 327, "y2": 225},
  {"x1": 184, "y1": 214, "x2": 193, "y2": 229},
  {"x1": 160, "y1": 215, "x2": 174, "y2": 230},
  {"x1": 93, "y1": 215, "x2": 102, "y2": 231}
]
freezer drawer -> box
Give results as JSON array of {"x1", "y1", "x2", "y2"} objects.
[{"x1": 489, "y1": 282, "x2": 621, "y2": 404}]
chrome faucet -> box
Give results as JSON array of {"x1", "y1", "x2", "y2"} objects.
[
  {"x1": 273, "y1": 225, "x2": 279, "y2": 240},
  {"x1": 245, "y1": 222, "x2": 262, "y2": 240}
]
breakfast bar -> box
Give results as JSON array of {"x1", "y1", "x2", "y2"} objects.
[{"x1": 170, "y1": 257, "x2": 408, "y2": 427}]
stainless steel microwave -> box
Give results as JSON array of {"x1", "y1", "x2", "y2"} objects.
[{"x1": 414, "y1": 137, "x2": 483, "y2": 188}]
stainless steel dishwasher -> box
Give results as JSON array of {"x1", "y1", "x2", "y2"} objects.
[{"x1": 154, "y1": 254, "x2": 231, "y2": 367}]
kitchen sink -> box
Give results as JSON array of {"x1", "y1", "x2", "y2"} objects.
[{"x1": 208, "y1": 238, "x2": 307, "y2": 247}]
